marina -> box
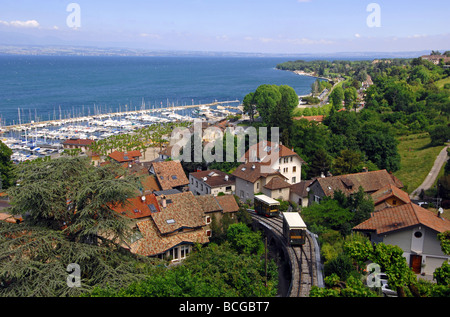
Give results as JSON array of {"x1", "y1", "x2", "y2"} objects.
[{"x1": 1, "y1": 100, "x2": 242, "y2": 163}]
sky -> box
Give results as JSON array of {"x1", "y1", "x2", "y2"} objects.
[{"x1": 0, "y1": 0, "x2": 449, "y2": 54}]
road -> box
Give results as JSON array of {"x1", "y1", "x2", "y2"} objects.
[{"x1": 410, "y1": 145, "x2": 449, "y2": 200}]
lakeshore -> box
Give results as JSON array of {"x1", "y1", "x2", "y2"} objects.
[{"x1": 2, "y1": 100, "x2": 242, "y2": 163}]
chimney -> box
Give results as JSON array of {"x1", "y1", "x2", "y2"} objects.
[
  {"x1": 141, "y1": 195, "x2": 146, "y2": 202},
  {"x1": 252, "y1": 164, "x2": 256, "y2": 170},
  {"x1": 161, "y1": 195, "x2": 167, "y2": 208},
  {"x1": 362, "y1": 167, "x2": 368, "y2": 173},
  {"x1": 225, "y1": 175, "x2": 229, "y2": 182}
]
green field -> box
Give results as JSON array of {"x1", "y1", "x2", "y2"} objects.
[
  {"x1": 394, "y1": 134, "x2": 446, "y2": 194},
  {"x1": 435, "y1": 76, "x2": 450, "y2": 89}
]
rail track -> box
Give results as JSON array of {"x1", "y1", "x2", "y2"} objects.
[{"x1": 249, "y1": 210, "x2": 316, "y2": 297}]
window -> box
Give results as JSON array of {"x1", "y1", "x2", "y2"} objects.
[
  {"x1": 206, "y1": 216, "x2": 211, "y2": 224},
  {"x1": 180, "y1": 245, "x2": 190, "y2": 259},
  {"x1": 293, "y1": 166, "x2": 297, "y2": 172},
  {"x1": 206, "y1": 230, "x2": 212, "y2": 237},
  {"x1": 148, "y1": 204, "x2": 158, "y2": 213},
  {"x1": 292, "y1": 177, "x2": 296, "y2": 183}
]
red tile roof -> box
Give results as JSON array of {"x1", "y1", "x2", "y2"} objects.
[
  {"x1": 153, "y1": 192, "x2": 205, "y2": 235},
  {"x1": 215, "y1": 195, "x2": 239, "y2": 213},
  {"x1": 112, "y1": 194, "x2": 160, "y2": 219},
  {"x1": 190, "y1": 170, "x2": 235, "y2": 188},
  {"x1": 353, "y1": 203, "x2": 450, "y2": 235},
  {"x1": 151, "y1": 161, "x2": 189, "y2": 190},
  {"x1": 131, "y1": 219, "x2": 209, "y2": 257},
  {"x1": 232, "y1": 162, "x2": 286, "y2": 183},
  {"x1": 290, "y1": 180, "x2": 314, "y2": 197},
  {"x1": 371, "y1": 184, "x2": 411, "y2": 207},
  {"x1": 311, "y1": 170, "x2": 404, "y2": 197},
  {"x1": 108, "y1": 150, "x2": 142, "y2": 163},
  {"x1": 264, "y1": 177, "x2": 291, "y2": 190},
  {"x1": 242, "y1": 141, "x2": 306, "y2": 164}
]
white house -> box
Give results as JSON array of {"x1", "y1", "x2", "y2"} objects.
[
  {"x1": 353, "y1": 203, "x2": 450, "y2": 276},
  {"x1": 189, "y1": 170, "x2": 235, "y2": 196},
  {"x1": 242, "y1": 141, "x2": 305, "y2": 185},
  {"x1": 232, "y1": 162, "x2": 290, "y2": 203}
]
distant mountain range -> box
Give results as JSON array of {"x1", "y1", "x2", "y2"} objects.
[{"x1": 0, "y1": 44, "x2": 437, "y2": 59}]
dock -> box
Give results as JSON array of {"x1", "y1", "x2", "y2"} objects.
[{"x1": 3, "y1": 100, "x2": 241, "y2": 132}]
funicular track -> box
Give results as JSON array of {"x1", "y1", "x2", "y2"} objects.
[{"x1": 249, "y1": 211, "x2": 317, "y2": 297}]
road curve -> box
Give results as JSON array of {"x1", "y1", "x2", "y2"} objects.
[{"x1": 410, "y1": 145, "x2": 449, "y2": 200}]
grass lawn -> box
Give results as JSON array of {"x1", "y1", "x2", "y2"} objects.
[
  {"x1": 435, "y1": 76, "x2": 450, "y2": 89},
  {"x1": 394, "y1": 134, "x2": 446, "y2": 194}
]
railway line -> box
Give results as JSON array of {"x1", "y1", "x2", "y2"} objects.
[{"x1": 249, "y1": 210, "x2": 318, "y2": 297}]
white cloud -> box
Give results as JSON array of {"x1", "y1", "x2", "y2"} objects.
[
  {"x1": 354, "y1": 33, "x2": 361, "y2": 38},
  {"x1": 0, "y1": 19, "x2": 40, "y2": 28}
]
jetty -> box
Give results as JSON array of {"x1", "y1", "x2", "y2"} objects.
[{"x1": 3, "y1": 100, "x2": 241, "y2": 132}]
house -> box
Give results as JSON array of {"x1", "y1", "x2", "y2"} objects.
[
  {"x1": 149, "y1": 160, "x2": 190, "y2": 191},
  {"x1": 159, "y1": 145, "x2": 174, "y2": 161},
  {"x1": 62, "y1": 138, "x2": 95, "y2": 154},
  {"x1": 108, "y1": 150, "x2": 142, "y2": 164},
  {"x1": 353, "y1": 203, "x2": 450, "y2": 276},
  {"x1": 307, "y1": 170, "x2": 404, "y2": 205},
  {"x1": 195, "y1": 194, "x2": 240, "y2": 233},
  {"x1": 189, "y1": 169, "x2": 235, "y2": 196},
  {"x1": 242, "y1": 141, "x2": 306, "y2": 185},
  {"x1": 421, "y1": 55, "x2": 450, "y2": 65},
  {"x1": 289, "y1": 180, "x2": 314, "y2": 208},
  {"x1": 117, "y1": 162, "x2": 161, "y2": 195},
  {"x1": 371, "y1": 184, "x2": 411, "y2": 212},
  {"x1": 117, "y1": 192, "x2": 210, "y2": 262},
  {"x1": 232, "y1": 162, "x2": 289, "y2": 203},
  {"x1": 263, "y1": 177, "x2": 291, "y2": 201}
]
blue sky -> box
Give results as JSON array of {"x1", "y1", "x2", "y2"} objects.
[{"x1": 0, "y1": 0, "x2": 449, "y2": 54}]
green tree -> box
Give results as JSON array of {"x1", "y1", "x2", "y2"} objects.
[
  {"x1": 0, "y1": 141, "x2": 13, "y2": 190},
  {"x1": 226, "y1": 223, "x2": 264, "y2": 255},
  {"x1": 7, "y1": 156, "x2": 139, "y2": 244},
  {"x1": 302, "y1": 198, "x2": 353, "y2": 234},
  {"x1": 344, "y1": 87, "x2": 358, "y2": 110},
  {"x1": 307, "y1": 148, "x2": 332, "y2": 178},
  {"x1": 0, "y1": 157, "x2": 159, "y2": 296},
  {"x1": 332, "y1": 149, "x2": 363, "y2": 175},
  {"x1": 251, "y1": 84, "x2": 298, "y2": 133},
  {"x1": 330, "y1": 86, "x2": 344, "y2": 110},
  {"x1": 243, "y1": 92, "x2": 257, "y2": 123},
  {"x1": 429, "y1": 124, "x2": 450, "y2": 146}
]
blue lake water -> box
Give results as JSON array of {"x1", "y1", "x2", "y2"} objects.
[{"x1": 0, "y1": 55, "x2": 318, "y2": 126}]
